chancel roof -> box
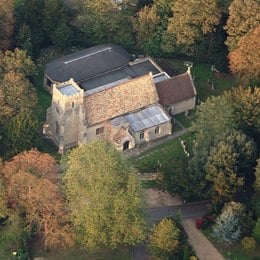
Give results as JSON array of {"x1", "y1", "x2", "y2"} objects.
[{"x1": 156, "y1": 72, "x2": 196, "y2": 105}]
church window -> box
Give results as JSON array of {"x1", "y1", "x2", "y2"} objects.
[
  {"x1": 55, "y1": 121, "x2": 59, "y2": 134},
  {"x1": 96, "y1": 127, "x2": 104, "y2": 135},
  {"x1": 139, "y1": 131, "x2": 144, "y2": 139},
  {"x1": 155, "y1": 126, "x2": 160, "y2": 135}
]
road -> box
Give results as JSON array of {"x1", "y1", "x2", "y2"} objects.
[
  {"x1": 132, "y1": 200, "x2": 210, "y2": 260},
  {"x1": 148, "y1": 200, "x2": 210, "y2": 223}
]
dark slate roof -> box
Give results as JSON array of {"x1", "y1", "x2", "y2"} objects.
[
  {"x1": 156, "y1": 72, "x2": 196, "y2": 105},
  {"x1": 45, "y1": 44, "x2": 131, "y2": 82}
]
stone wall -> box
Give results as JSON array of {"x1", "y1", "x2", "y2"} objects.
[
  {"x1": 133, "y1": 122, "x2": 172, "y2": 145},
  {"x1": 168, "y1": 97, "x2": 196, "y2": 115}
]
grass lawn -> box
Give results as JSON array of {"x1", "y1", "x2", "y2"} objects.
[
  {"x1": 202, "y1": 228, "x2": 260, "y2": 260},
  {"x1": 132, "y1": 132, "x2": 194, "y2": 173},
  {"x1": 173, "y1": 110, "x2": 195, "y2": 129}
]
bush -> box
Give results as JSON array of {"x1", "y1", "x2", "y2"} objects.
[
  {"x1": 241, "y1": 237, "x2": 256, "y2": 254},
  {"x1": 253, "y1": 218, "x2": 260, "y2": 242}
]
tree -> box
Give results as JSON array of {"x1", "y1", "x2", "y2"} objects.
[
  {"x1": 132, "y1": 5, "x2": 161, "y2": 55},
  {"x1": 241, "y1": 237, "x2": 256, "y2": 254},
  {"x1": 166, "y1": 0, "x2": 221, "y2": 46},
  {"x1": 226, "y1": 87, "x2": 260, "y2": 144},
  {"x1": 213, "y1": 201, "x2": 248, "y2": 245},
  {"x1": 0, "y1": 0, "x2": 14, "y2": 50},
  {"x1": 163, "y1": 156, "x2": 210, "y2": 201},
  {"x1": 75, "y1": 0, "x2": 134, "y2": 48},
  {"x1": 229, "y1": 26, "x2": 260, "y2": 84},
  {"x1": 253, "y1": 218, "x2": 260, "y2": 242},
  {"x1": 0, "y1": 71, "x2": 37, "y2": 125},
  {"x1": 191, "y1": 94, "x2": 236, "y2": 149},
  {"x1": 0, "y1": 48, "x2": 35, "y2": 76},
  {"x1": 224, "y1": 0, "x2": 260, "y2": 51},
  {"x1": 15, "y1": 24, "x2": 33, "y2": 57},
  {"x1": 42, "y1": 0, "x2": 72, "y2": 49},
  {"x1": 1, "y1": 109, "x2": 39, "y2": 158},
  {"x1": 149, "y1": 218, "x2": 180, "y2": 259},
  {"x1": 14, "y1": 0, "x2": 45, "y2": 56},
  {"x1": 255, "y1": 159, "x2": 260, "y2": 192},
  {"x1": 2, "y1": 149, "x2": 74, "y2": 249},
  {"x1": 63, "y1": 141, "x2": 146, "y2": 250},
  {"x1": 206, "y1": 130, "x2": 257, "y2": 202}
]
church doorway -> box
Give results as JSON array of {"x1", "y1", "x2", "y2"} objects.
[{"x1": 123, "y1": 141, "x2": 130, "y2": 150}]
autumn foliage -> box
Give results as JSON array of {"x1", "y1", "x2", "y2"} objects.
[
  {"x1": 229, "y1": 26, "x2": 260, "y2": 83},
  {"x1": 1, "y1": 149, "x2": 74, "y2": 249}
]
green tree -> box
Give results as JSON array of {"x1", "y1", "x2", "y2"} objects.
[
  {"x1": 0, "y1": 0, "x2": 14, "y2": 50},
  {"x1": 163, "y1": 156, "x2": 210, "y2": 201},
  {"x1": 1, "y1": 109, "x2": 39, "y2": 158},
  {"x1": 149, "y1": 218, "x2": 180, "y2": 259},
  {"x1": 241, "y1": 237, "x2": 256, "y2": 254},
  {"x1": 14, "y1": 0, "x2": 45, "y2": 56},
  {"x1": 213, "y1": 201, "x2": 250, "y2": 245},
  {"x1": 206, "y1": 130, "x2": 257, "y2": 202},
  {"x1": 75, "y1": 0, "x2": 134, "y2": 48},
  {"x1": 42, "y1": 0, "x2": 72, "y2": 49},
  {"x1": 253, "y1": 218, "x2": 260, "y2": 242},
  {"x1": 63, "y1": 141, "x2": 146, "y2": 250},
  {"x1": 224, "y1": 0, "x2": 260, "y2": 52},
  {"x1": 0, "y1": 48, "x2": 35, "y2": 76},
  {"x1": 255, "y1": 159, "x2": 260, "y2": 192},
  {"x1": 229, "y1": 26, "x2": 260, "y2": 84},
  {"x1": 132, "y1": 5, "x2": 161, "y2": 55},
  {"x1": 0, "y1": 71, "x2": 37, "y2": 125},
  {"x1": 227, "y1": 87, "x2": 260, "y2": 144},
  {"x1": 166, "y1": 0, "x2": 221, "y2": 46},
  {"x1": 15, "y1": 24, "x2": 33, "y2": 57}
]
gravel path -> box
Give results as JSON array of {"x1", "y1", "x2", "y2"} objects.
[{"x1": 182, "y1": 219, "x2": 225, "y2": 260}]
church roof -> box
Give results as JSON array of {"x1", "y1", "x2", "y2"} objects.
[
  {"x1": 125, "y1": 104, "x2": 170, "y2": 132},
  {"x1": 84, "y1": 73, "x2": 159, "y2": 126},
  {"x1": 45, "y1": 44, "x2": 130, "y2": 82},
  {"x1": 155, "y1": 72, "x2": 196, "y2": 105}
]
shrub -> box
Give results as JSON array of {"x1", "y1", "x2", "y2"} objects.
[
  {"x1": 241, "y1": 237, "x2": 256, "y2": 254},
  {"x1": 253, "y1": 218, "x2": 260, "y2": 242}
]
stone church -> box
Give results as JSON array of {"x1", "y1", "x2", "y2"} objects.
[{"x1": 43, "y1": 44, "x2": 196, "y2": 153}]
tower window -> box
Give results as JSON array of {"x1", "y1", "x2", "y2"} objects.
[
  {"x1": 72, "y1": 102, "x2": 74, "y2": 108},
  {"x1": 139, "y1": 131, "x2": 144, "y2": 140},
  {"x1": 55, "y1": 121, "x2": 59, "y2": 134}
]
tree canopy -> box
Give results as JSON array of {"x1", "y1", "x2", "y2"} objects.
[
  {"x1": 149, "y1": 218, "x2": 180, "y2": 258},
  {"x1": 1, "y1": 149, "x2": 74, "y2": 249},
  {"x1": 63, "y1": 141, "x2": 146, "y2": 250},
  {"x1": 224, "y1": 0, "x2": 260, "y2": 51},
  {"x1": 206, "y1": 130, "x2": 257, "y2": 202},
  {"x1": 229, "y1": 26, "x2": 260, "y2": 84}
]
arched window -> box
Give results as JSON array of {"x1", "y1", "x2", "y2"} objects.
[
  {"x1": 139, "y1": 131, "x2": 144, "y2": 140},
  {"x1": 155, "y1": 126, "x2": 160, "y2": 135},
  {"x1": 55, "y1": 121, "x2": 59, "y2": 134}
]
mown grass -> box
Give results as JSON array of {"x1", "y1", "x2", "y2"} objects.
[{"x1": 132, "y1": 132, "x2": 194, "y2": 173}]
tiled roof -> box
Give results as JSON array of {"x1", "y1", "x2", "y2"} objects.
[
  {"x1": 156, "y1": 72, "x2": 196, "y2": 105},
  {"x1": 84, "y1": 73, "x2": 158, "y2": 125},
  {"x1": 45, "y1": 44, "x2": 130, "y2": 82}
]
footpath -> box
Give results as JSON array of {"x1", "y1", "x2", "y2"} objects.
[{"x1": 182, "y1": 219, "x2": 225, "y2": 260}]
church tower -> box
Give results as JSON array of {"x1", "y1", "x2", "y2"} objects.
[{"x1": 43, "y1": 79, "x2": 88, "y2": 153}]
